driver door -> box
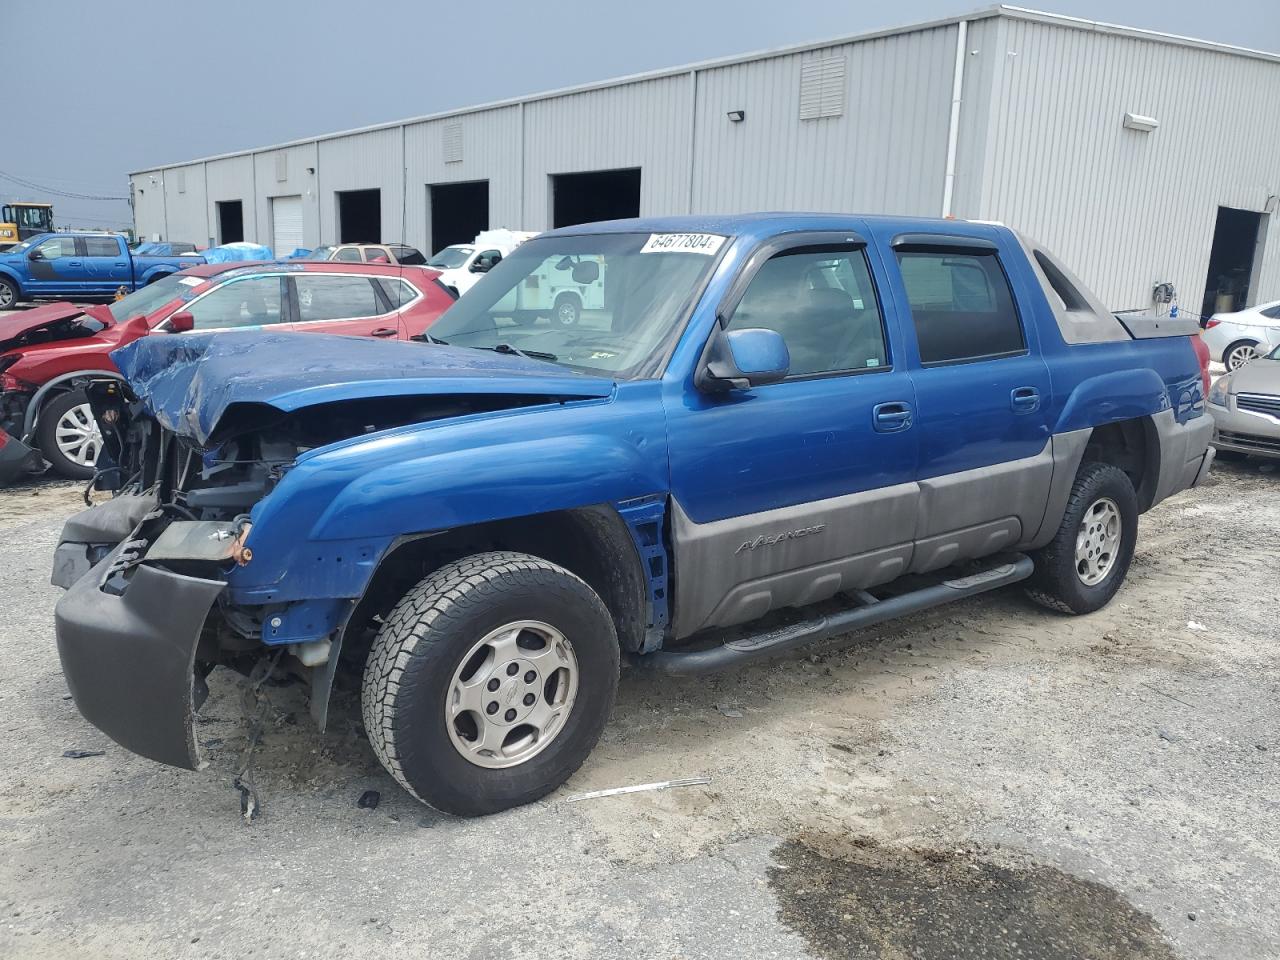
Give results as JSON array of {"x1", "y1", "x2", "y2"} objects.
[
  {"x1": 664, "y1": 231, "x2": 920, "y2": 637},
  {"x1": 24, "y1": 236, "x2": 83, "y2": 296}
]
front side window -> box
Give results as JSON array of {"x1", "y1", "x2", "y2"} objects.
[
  {"x1": 727, "y1": 245, "x2": 888, "y2": 376},
  {"x1": 428, "y1": 231, "x2": 725, "y2": 378},
  {"x1": 83, "y1": 237, "x2": 120, "y2": 257},
  {"x1": 107, "y1": 274, "x2": 193, "y2": 322},
  {"x1": 294, "y1": 275, "x2": 385, "y2": 322},
  {"x1": 34, "y1": 237, "x2": 76, "y2": 259},
  {"x1": 186, "y1": 276, "x2": 284, "y2": 329},
  {"x1": 334, "y1": 247, "x2": 362, "y2": 262},
  {"x1": 895, "y1": 249, "x2": 1025, "y2": 364}
]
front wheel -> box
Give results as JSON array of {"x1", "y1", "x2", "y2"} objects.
[
  {"x1": 0, "y1": 276, "x2": 18, "y2": 309},
  {"x1": 1025, "y1": 462, "x2": 1138, "y2": 615},
  {"x1": 36, "y1": 390, "x2": 102, "y2": 480},
  {"x1": 362, "y1": 551, "x2": 619, "y2": 816},
  {"x1": 553, "y1": 294, "x2": 581, "y2": 326}
]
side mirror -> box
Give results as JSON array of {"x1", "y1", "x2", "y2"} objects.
[
  {"x1": 696, "y1": 326, "x2": 790, "y2": 392},
  {"x1": 27, "y1": 249, "x2": 42, "y2": 261},
  {"x1": 167, "y1": 311, "x2": 195, "y2": 333},
  {"x1": 571, "y1": 260, "x2": 600, "y2": 284}
]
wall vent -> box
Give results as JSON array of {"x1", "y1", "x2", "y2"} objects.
[
  {"x1": 176, "y1": 169, "x2": 186, "y2": 194},
  {"x1": 443, "y1": 122, "x2": 463, "y2": 163},
  {"x1": 275, "y1": 152, "x2": 288, "y2": 181},
  {"x1": 799, "y1": 56, "x2": 846, "y2": 120}
]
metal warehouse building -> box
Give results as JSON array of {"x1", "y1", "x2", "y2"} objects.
[{"x1": 130, "y1": 5, "x2": 1280, "y2": 318}]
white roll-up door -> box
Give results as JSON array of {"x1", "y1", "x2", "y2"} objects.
[{"x1": 270, "y1": 195, "x2": 303, "y2": 257}]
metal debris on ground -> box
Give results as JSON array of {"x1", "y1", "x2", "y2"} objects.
[
  {"x1": 716, "y1": 703, "x2": 743, "y2": 718},
  {"x1": 61, "y1": 749, "x2": 105, "y2": 759},
  {"x1": 357, "y1": 790, "x2": 381, "y2": 810},
  {"x1": 1158, "y1": 728, "x2": 1181, "y2": 743},
  {"x1": 232, "y1": 649, "x2": 284, "y2": 824},
  {"x1": 1186, "y1": 621, "x2": 1207, "y2": 632},
  {"x1": 563, "y1": 777, "x2": 712, "y2": 803}
]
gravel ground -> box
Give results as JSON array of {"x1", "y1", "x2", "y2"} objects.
[{"x1": 0, "y1": 453, "x2": 1277, "y2": 958}]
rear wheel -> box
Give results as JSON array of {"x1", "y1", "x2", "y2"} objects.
[
  {"x1": 1223, "y1": 341, "x2": 1260, "y2": 370},
  {"x1": 0, "y1": 276, "x2": 18, "y2": 309},
  {"x1": 36, "y1": 390, "x2": 102, "y2": 480},
  {"x1": 1026, "y1": 462, "x2": 1138, "y2": 615},
  {"x1": 553, "y1": 293, "x2": 581, "y2": 326},
  {"x1": 362, "y1": 551, "x2": 618, "y2": 816}
]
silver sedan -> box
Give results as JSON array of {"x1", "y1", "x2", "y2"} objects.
[
  {"x1": 1207, "y1": 344, "x2": 1280, "y2": 460},
  {"x1": 1203, "y1": 300, "x2": 1280, "y2": 371}
]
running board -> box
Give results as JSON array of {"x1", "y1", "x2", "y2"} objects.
[{"x1": 637, "y1": 554, "x2": 1034, "y2": 676}]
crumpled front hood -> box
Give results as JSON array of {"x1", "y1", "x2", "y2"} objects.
[
  {"x1": 110, "y1": 331, "x2": 616, "y2": 446},
  {"x1": 1226, "y1": 359, "x2": 1280, "y2": 396},
  {"x1": 0, "y1": 301, "x2": 112, "y2": 352}
]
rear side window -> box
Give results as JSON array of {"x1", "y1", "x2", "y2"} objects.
[
  {"x1": 1261, "y1": 304, "x2": 1280, "y2": 320},
  {"x1": 728, "y1": 245, "x2": 888, "y2": 376},
  {"x1": 83, "y1": 237, "x2": 120, "y2": 257},
  {"x1": 295, "y1": 275, "x2": 385, "y2": 321},
  {"x1": 895, "y1": 250, "x2": 1025, "y2": 364},
  {"x1": 393, "y1": 246, "x2": 426, "y2": 265},
  {"x1": 375, "y1": 277, "x2": 416, "y2": 308},
  {"x1": 334, "y1": 247, "x2": 361, "y2": 262}
]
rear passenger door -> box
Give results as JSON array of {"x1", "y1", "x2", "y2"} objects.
[
  {"x1": 290, "y1": 273, "x2": 403, "y2": 338},
  {"x1": 879, "y1": 230, "x2": 1053, "y2": 571},
  {"x1": 80, "y1": 236, "x2": 132, "y2": 293}
]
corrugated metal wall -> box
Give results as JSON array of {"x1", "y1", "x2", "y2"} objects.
[
  {"x1": 316, "y1": 128, "x2": 404, "y2": 245},
  {"x1": 977, "y1": 17, "x2": 1280, "y2": 313},
  {"x1": 205, "y1": 154, "x2": 257, "y2": 243},
  {"x1": 160, "y1": 163, "x2": 207, "y2": 245},
  {"x1": 692, "y1": 26, "x2": 957, "y2": 215},
  {"x1": 522, "y1": 75, "x2": 693, "y2": 227},
  {"x1": 404, "y1": 105, "x2": 523, "y2": 252},
  {"x1": 254, "y1": 142, "x2": 321, "y2": 251},
  {"x1": 127, "y1": 12, "x2": 1279, "y2": 310}
]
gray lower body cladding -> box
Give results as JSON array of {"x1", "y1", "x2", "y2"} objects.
[{"x1": 55, "y1": 542, "x2": 225, "y2": 770}]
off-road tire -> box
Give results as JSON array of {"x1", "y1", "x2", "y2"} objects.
[
  {"x1": 36, "y1": 389, "x2": 98, "y2": 480},
  {"x1": 362, "y1": 551, "x2": 619, "y2": 816},
  {"x1": 1025, "y1": 462, "x2": 1139, "y2": 615}
]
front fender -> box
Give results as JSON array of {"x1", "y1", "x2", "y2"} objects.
[
  {"x1": 0, "y1": 265, "x2": 24, "y2": 290},
  {"x1": 227, "y1": 382, "x2": 669, "y2": 601}
]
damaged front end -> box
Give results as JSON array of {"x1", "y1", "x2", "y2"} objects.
[{"x1": 52, "y1": 331, "x2": 614, "y2": 771}]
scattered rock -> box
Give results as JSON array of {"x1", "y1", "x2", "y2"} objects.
[
  {"x1": 61, "y1": 749, "x2": 105, "y2": 759},
  {"x1": 716, "y1": 703, "x2": 743, "y2": 719},
  {"x1": 357, "y1": 790, "x2": 381, "y2": 810},
  {"x1": 1158, "y1": 729, "x2": 1180, "y2": 744}
]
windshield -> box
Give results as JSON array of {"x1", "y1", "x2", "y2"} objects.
[
  {"x1": 107, "y1": 274, "x2": 198, "y2": 323},
  {"x1": 426, "y1": 232, "x2": 728, "y2": 378},
  {"x1": 4, "y1": 237, "x2": 39, "y2": 256},
  {"x1": 304, "y1": 246, "x2": 336, "y2": 260},
  {"x1": 427, "y1": 245, "x2": 474, "y2": 269}
]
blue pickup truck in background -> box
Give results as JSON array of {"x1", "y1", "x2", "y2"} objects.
[
  {"x1": 50, "y1": 213, "x2": 1213, "y2": 817},
  {"x1": 0, "y1": 232, "x2": 202, "y2": 308}
]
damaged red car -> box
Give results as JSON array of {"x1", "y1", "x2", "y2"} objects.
[{"x1": 0, "y1": 261, "x2": 455, "y2": 481}]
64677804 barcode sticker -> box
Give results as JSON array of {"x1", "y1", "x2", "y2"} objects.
[{"x1": 640, "y1": 233, "x2": 727, "y2": 255}]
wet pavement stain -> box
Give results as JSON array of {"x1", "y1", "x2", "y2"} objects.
[{"x1": 769, "y1": 835, "x2": 1177, "y2": 959}]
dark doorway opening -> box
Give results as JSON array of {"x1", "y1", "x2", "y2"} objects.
[
  {"x1": 1201, "y1": 206, "x2": 1264, "y2": 318},
  {"x1": 216, "y1": 200, "x2": 244, "y2": 244},
  {"x1": 551, "y1": 168, "x2": 641, "y2": 229},
  {"x1": 338, "y1": 189, "x2": 381, "y2": 243},
  {"x1": 429, "y1": 180, "x2": 489, "y2": 254}
]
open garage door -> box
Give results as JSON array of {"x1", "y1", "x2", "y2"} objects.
[
  {"x1": 338, "y1": 189, "x2": 381, "y2": 243},
  {"x1": 551, "y1": 169, "x2": 641, "y2": 229},
  {"x1": 429, "y1": 181, "x2": 489, "y2": 254},
  {"x1": 270, "y1": 195, "x2": 303, "y2": 257}
]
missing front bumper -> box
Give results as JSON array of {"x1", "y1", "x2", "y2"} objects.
[{"x1": 55, "y1": 543, "x2": 226, "y2": 769}]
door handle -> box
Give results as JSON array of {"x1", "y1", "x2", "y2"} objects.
[
  {"x1": 67, "y1": 260, "x2": 83, "y2": 266},
  {"x1": 873, "y1": 401, "x2": 913, "y2": 433},
  {"x1": 1010, "y1": 386, "x2": 1041, "y2": 413},
  {"x1": 370, "y1": 327, "x2": 398, "y2": 338}
]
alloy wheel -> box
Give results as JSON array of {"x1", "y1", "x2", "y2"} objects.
[{"x1": 1075, "y1": 497, "x2": 1121, "y2": 586}]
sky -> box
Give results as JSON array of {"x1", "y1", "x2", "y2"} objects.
[{"x1": 4, "y1": 0, "x2": 1279, "y2": 231}]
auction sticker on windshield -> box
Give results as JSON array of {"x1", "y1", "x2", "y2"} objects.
[{"x1": 640, "y1": 233, "x2": 727, "y2": 255}]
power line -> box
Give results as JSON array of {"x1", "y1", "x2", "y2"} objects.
[{"x1": 0, "y1": 167, "x2": 129, "y2": 201}]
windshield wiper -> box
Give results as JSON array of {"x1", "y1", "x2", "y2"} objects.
[
  {"x1": 411, "y1": 331, "x2": 449, "y2": 345},
  {"x1": 484, "y1": 343, "x2": 559, "y2": 362}
]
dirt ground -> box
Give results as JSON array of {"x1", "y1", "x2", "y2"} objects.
[{"x1": 0, "y1": 459, "x2": 1276, "y2": 959}]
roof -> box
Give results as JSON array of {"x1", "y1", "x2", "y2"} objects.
[
  {"x1": 177, "y1": 260, "x2": 439, "y2": 281},
  {"x1": 547, "y1": 211, "x2": 1004, "y2": 242},
  {"x1": 130, "y1": 6, "x2": 1280, "y2": 176}
]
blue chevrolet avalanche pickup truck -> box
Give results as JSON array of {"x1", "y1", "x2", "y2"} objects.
[
  {"x1": 50, "y1": 213, "x2": 1213, "y2": 815},
  {"x1": 0, "y1": 232, "x2": 200, "y2": 307}
]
